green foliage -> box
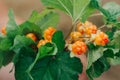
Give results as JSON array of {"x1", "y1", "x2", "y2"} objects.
[
  {"x1": 0, "y1": 38, "x2": 12, "y2": 51},
  {"x1": 103, "y1": 2, "x2": 120, "y2": 21},
  {"x1": 110, "y1": 31, "x2": 120, "y2": 49},
  {"x1": 6, "y1": 9, "x2": 21, "y2": 39},
  {"x1": 86, "y1": 56, "x2": 110, "y2": 80},
  {"x1": 28, "y1": 10, "x2": 59, "y2": 33},
  {"x1": 52, "y1": 31, "x2": 65, "y2": 51},
  {"x1": 41, "y1": 0, "x2": 97, "y2": 23},
  {"x1": 11, "y1": 35, "x2": 35, "y2": 64},
  {"x1": 15, "y1": 51, "x2": 83, "y2": 80}
]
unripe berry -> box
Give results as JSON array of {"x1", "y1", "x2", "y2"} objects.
[
  {"x1": 37, "y1": 40, "x2": 48, "y2": 48},
  {"x1": 26, "y1": 33, "x2": 37, "y2": 41},
  {"x1": 1, "y1": 27, "x2": 6, "y2": 35},
  {"x1": 44, "y1": 27, "x2": 56, "y2": 41},
  {"x1": 72, "y1": 41, "x2": 87, "y2": 55}
]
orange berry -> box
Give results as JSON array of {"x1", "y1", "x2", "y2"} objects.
[
  {"x1": 72, "y1": 41, "x2": 87, "y2": 55},
  {"x1": 1, "y1": 27, "x2": 6, "y2": 35},
  {"x1": 70, "y1": 32, "x2": 82, "y2": 41},
  {"x1": 37, "y1": 40, "x2": 48, "y2": 48},
  {"x1": 44, "y1": 27, "x2": 56, "y2": 41},
  {"x1": 26, "y1": 33, "x2": 37, "y2": 41},
  {"x1": 77, "y1": 22, "x2": 85, "y2": 34},
  {"x1": 94, "y1": 32, "x2": 109, "y2": 46},
  {"x1": 85, "y1": 25, "x2": 97, "y2": 35},
  {"x1": 84, "y1": 21, "x2": 93, "y2": 27}
]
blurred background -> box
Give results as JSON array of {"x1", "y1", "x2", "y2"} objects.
[{"x1": 0, "y1": 0, "x2": 120, "y2": 80}]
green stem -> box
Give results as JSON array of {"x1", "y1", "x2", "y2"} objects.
[{"x1": 26, "y1": 55, "x2": 39, "y2": 80}]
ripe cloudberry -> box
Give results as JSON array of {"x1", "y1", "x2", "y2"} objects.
[
  {"x1": 85, "y1": 25, "x2": 97, "y2": 35},
  {"x1": 70, "y1": 32, "x2": 82, "y2": 42},
  {"x1": 1, "y1": 27, "x2": 6, "y2": 35},
  {"x1": 37, "y1": 40, "x2": 48, "y2": 48},
  {"x1": 77, "y1": 22, "x2": 85, "y2": 34},
  {"x1": 44, "y1": 27, "x2": 56, "y2": 41},
  {"x1": 94, "y1": 32, "x2": 109, "y2": 46},
  {"x1": 26, "y1": 33, "x2": 37, "y2": 41},
  {"x1": 72, "y1": 41, "x2": 87, "y2": 55}
]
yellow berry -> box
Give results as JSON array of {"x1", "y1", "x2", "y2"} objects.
[
  {"x1": 1, "y1": 26, "x2": 6, "y2": 35},
  {"x1": 44, "y1": 27, "x2": 56, "y2": 41},
  {"x1": 37, "y1": 40, "x2": 48, "y2": 48},
  {"x1": 72, "y1": 41, "x2": 87, "y2": 55},
  {"x1": 70, "y1": 32, "x2": 82, "y2": 41},
  {"x1": 26, "y1": 33, "x2": 37, "y2": 41}
]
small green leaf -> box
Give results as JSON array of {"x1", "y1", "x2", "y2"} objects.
[
  {"x1": 20, "y1": 21, "x2": 42, "y2": 39},
  {"x1": 0, "y1": 38, "x2": 12, "y2": 51},
  {"x1": 28, "y1": 10, "x2": 59, "y2": 32},
  {"x1": 15, "y1": 51, "x2": 83, "y2": 80},
  {"x1": 6, "y1": 9, "x2": 21, "y2": 39},
  {"x1": 110, "y1": 31, "x2": 120, "y2": 49},
  {"x1": 52, "y1": 31, "x2": 65, "y2": 51},
  {"x1": 103, "y1": 2, "x2": 120, "y2": 20},
  {"x1": 11, "y1": 35, "x2": 35, "y2": 64},
  {"x1": 86, "y1": 56, "x2": 110, "y2": 80},
  {"x1": 87, "y1": 47, "x2": 104, "y2": 69},
  {"x1": 0, "y1": 51, "x2": 15, "y2": 68}
]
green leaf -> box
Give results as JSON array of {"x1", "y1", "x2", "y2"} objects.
[
  {"x1": 40, "y1": 0, "x2": 91, "y2": 23},
  {"x1": 11, "y1": 35, "x2": 35, "y2": 64},
  {"x1": 103, "y1": 2, "x2": 120, "y2": 20},
  {"x1": 26, "y1": 43, "x2": 57, "y2": 79},
  {"x1": 108, "y1": 50, "x2": 120, "y2": 65},
  {"x1": 15, "y1": 51, "x2": 83, "y2": 80},
  {"x1": 87, "y1": 47, "x2": 104, "y2": 69},
  {"x1": 28, "y1": 10, "x2": 59, "y2": 32},
  {"x1": 110, "y1": 31, "x2": 120, "y2": 49},
  {"x1": 52, "y1": 31, "x2": 65, "y2": 51},
  {"x1": 20, "y1": 21, "x2": 42, "y2": 39},
  {"x1": 81, "y1": 0, "x2": 97, "y2": 22},
  {"x1": 86, "y1": 56, "x2": 110, "y2": 80},
  {"x1": 0, "y1": 51, "x2": 15, "y2": 68},
  {"x1": 6, "y1": 9, "x2": 21, "y2": 39},
  {"x1": 37, "y1": 43, "x2": 57, "y2": 59},
  {"x1": 0, "y1": 38, "x2": 12, "y2": 51}
]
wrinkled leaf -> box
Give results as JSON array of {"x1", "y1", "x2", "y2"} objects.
[
  {"x1": 110, "y1": 31, "x2": 120, "y2": 49},
  {"x1": 6, "y1": 9, "x2": 21, "y2": 39},
  {"x1": 52, "y1": 31, "x2": 65, "y2": 51},
  {"x1": 28, "y1": 10, "x2": 59, "y2": 32},
  {"x1": 41, "y1": 0, "x2": 91, "y2": 23},
  {"x1": 15, "y1": 51, "x2": 83, "y2": 80},
  {"x1": 86, "y1": 56, "x2": 110, "y2": 80}
]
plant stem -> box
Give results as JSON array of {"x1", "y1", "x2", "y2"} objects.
[
  {"x1": 90, "y1": 13, "x2": 103, "y2": 17},
  {"x1": 98, "y1": 24, "x2": 106, "y2": 29},
  {"x1": 65, "y1": 19, "x2": 79, "y2": 40}
]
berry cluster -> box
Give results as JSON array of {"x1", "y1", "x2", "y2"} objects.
[
  {"x1": 68, "y1": 21, "x2": 109, "y2": 56},
  {"x1": 26, "y1": 27, "x2": 56, "y2": 48},
  {"x1": 37, "y1": 27, "x2": 56, "y2": 48}
]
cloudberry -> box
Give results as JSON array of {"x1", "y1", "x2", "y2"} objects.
[
  {"x1": 94, "y1": 32, "x2": 109, "y2": 46},
  {"x1": 85, "y1": 25, "x2": 97, "y2": 35},
  {"x1": 37, "y1": 40, "x2": 48, "y2": 48},
  {"x1": 70, "y1": 32, "x2": 82, "y2": 41},
  {"x1": 72, "y1": 41, "x2": 87, "y2": 55},
  {"x1": 26, "y1": 33, "x2": 37, "y2": 41},
  {"x1": 77, "y1": 22, "x2": 85, "y2": 34},
  {"x1": 44, "y1": 27, "x2": 56, "y2": 41},
  {"x1": 1, "y1": 27, "x2": 6, "y2": 35}
]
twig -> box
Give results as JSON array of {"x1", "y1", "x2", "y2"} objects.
[
  {"x1": 98, "y1": 24, "x2": 106, "y2": 29},
  {"x1": 90, "y1": 13, "x2": 103, "y2": 17}
]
